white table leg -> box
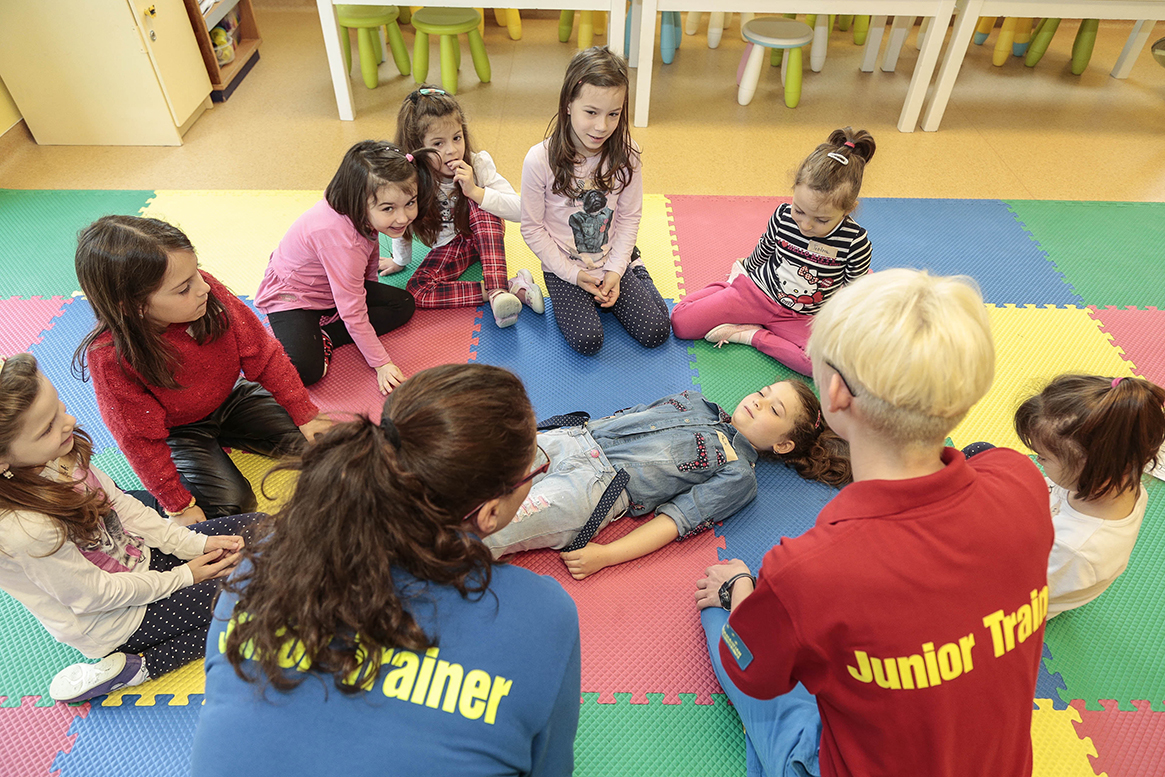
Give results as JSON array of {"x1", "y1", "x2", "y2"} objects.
[
  {"x1": 899, "y1": 3, "x2": 956, "y2": 132},
  {"x1": 317, "y1": 0, "x2": 354, "y2": 121},
  {"x1": 810, "y1": 13, "x2": 828, "y2": 72},
  {"x1": 882, "y1": 16, "x2": 915, "y2": 72},
  {"x1": 609, "y1": 0, "x2": 628, "y2": 58},
  {"x1": 861, "y1": 15, "x2": 888, "y2": 72},
  {"x1": 1112, "y1": 19, "x2": 1154, "y2": 78},
  {"x1": 634, "y1": 0, "x2": 659, "y2": 126},
  {"x1": 628, "y1": 0, "x2": 643, "y2": 62},
  {"x1": 922, "y1": 0, "x2": 983, "y2": 132}
]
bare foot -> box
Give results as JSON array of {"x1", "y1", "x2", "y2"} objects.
[
  {"x1": 704, "y1": 323, "x2": 762, "y2": 349},
  {"x1": 560, "y1": 543, "x2": 611, "y2": 580}
]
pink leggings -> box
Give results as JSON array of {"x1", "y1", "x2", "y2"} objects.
[{"x1": 671, "y1": 275, "x2": 813, "y2": 375}]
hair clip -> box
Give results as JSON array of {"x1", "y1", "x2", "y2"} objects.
[
  {"x1": 0, "y1": 355, "x2": 6, "y2": 375},
  {"x1": 408, "y1": 87, "x2": 447, "y2": 104},
  {"x1": 1112, "y1": 376, "x2": 1126, "y2": 389},
  {"x1": 405, "y1": 153, "x2": 414, "y2": 163},
  {"x1": 844, "y1": 141, "x2": 856, "y2": 148},
  {"x1": 814, "y1": 410, "x2": 822, "y2": 429},
  {"x1": 827, "y1": 152, "x2": 849, "y2": 165}
]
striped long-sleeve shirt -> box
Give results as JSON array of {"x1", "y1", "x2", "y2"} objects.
[{"x1": 742, "y1": 203, "x2": 872, "y2": 314}]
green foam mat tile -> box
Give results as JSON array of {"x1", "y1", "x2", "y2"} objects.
[
  {"x1": 90, "y1": 449, "x2": 144, "y2": 492},
  {"x1": 687, "y1": 338, "x2": 807, "y2": 411},
  {"x1": 1005, "y1": 201, "x2": 1165, "y2": 308},
  {"x1": 376, "y1": 236, "x2": 485, "y2": 291},
  {"x1": 0, "y1": 190, "x2": 155, "y2": 297},
  {"x1": 0, "y1": 591, "x2": 86, "y2": 708},
  {"x1": 576, "y1": 693, "x2": 745, "y2": 776},
  {"x1": 1043, "y1": 478, "x2": 1165, "y2": 710}
]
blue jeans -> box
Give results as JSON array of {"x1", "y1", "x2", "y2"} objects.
[
  {"x1": 482, "y1": 426, "x2": 629, "y2": 557},
  {"x1": 701, "y1": 608, "x2": 823, "y2": 777}
]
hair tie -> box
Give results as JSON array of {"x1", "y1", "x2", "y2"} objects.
[
  {"x1": 844, "y1": 141, "x2": 856, "y2": 148},
  {"x1": 827, "y1": 152, "x2": 849, "y2": 165},
  {"x1": 1112, "y1": 377, "x2": 1126, "y2": 389},
  {"x1": 813, "y1": 410, "x2": 822, "y2": 430},
  {"x1": 405, "y1": 153, "x2": 414, "y2": 163},
  {"x1": 380, "y1": 416, "x2": 402, "y2": 449},
  {"x1": 0, "y1": 355, "x2": 7, "y2": 375}
]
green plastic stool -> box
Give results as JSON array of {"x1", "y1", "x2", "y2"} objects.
[
  {"x1": 737, "y1": 18, "x2": 813, "y2": 108},
  {"x1": 411, "y1": 8, "x2": 491, "y2": 95},
  {"x1": 336, "y1": 4, "x2": 410, "y2": 89},
  {"x1": 1025, "y1": 18, "x2": 1099, "y2": 75}
]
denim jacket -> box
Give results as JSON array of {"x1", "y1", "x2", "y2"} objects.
[{"x1": 588, "y1": 390, "x2": 759, "y2": 538}]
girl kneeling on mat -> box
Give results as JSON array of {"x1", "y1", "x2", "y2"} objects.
[
  {"x1": 0, "y1": 353, "x2": 256, "y2": 704},
  {"x1": 483, "y1": 380, "x2": 851, "y2": 579}
]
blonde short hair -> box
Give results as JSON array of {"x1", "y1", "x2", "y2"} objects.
[{"x1": 807, "y1": 269, "x2": 995, "y2": 445}]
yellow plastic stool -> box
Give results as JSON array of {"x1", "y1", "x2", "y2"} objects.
[
  {"x1": 559, "y1": 10, "x2": 607, "y2": 49},
  {"x1": 411, "y1": 8, "x2": 491, "y2": 95},
  {"x1": 336, "y1": 5, "x2": 410, "y2": 89},
  {"x1": 492, "y1": 8, "x2": 522, "y2": 40}
]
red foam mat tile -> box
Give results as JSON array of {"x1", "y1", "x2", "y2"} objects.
[
  {"x1": 307, "y1": 306, "x2": 480, "y2": 423},
  {"x1": 1089, "y1": 307, "x2": 1165, "y2": 386},
  {"x1": 510, "y1": 518, "x2": 725, "y2": 704},
  {"x1": 0, "y1": 696, "x2": 89, "y2": 777},
  {"x1": 1071, "y1": 700, "x2": 1165, "y2": 777},
  {"x1": 0, "y1": 297, "x2": 72, "y2": 355},
  {"x1": 667, "y1": 195, "x2": 786, "y2": 298}
]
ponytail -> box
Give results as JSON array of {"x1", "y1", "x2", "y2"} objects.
[
  {"x1": 1016, "y1": 374, "x2": 1165, "y2": 501},
  {"x1": 794, "y1": 127, "x2": 876, "y2": 213},
  {"x1": 223, "y1": 364, "x2": 536, "y2": 693},
  {"x1": 401, "y1": 146, "x2": 444, "y2": 247},
  {"x1": 768, "y1": 380, "x2": 853, "y2": 488}
]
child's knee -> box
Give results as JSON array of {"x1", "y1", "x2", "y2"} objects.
[
  {"x1": 568, "y1": 327, "x2": 604, "y2": 356},
  {"x1": 636, "y1": 317, "x2": 672, "y2": 349}
]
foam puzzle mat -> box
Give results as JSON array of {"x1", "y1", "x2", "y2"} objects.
[{"x1": 2, "y1": 189, "x2": 1164, "y2": 775}]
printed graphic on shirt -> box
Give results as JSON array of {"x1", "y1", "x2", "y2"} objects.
[
  {"x1": 775, "y1": 264, "x2": 835, "y2": 312},
  {"x1": 437, "y1": 190, "x2": 456, "y2": 225},
  {"x1": 722, "y1": 623, "x2": 754, "y2": 670},
  {"x1": 79, "y1": 509, "x2": 146, "y2": 574},
  {"x1": 843, "y1": 586, "x2": 1049, "y2": 691},
  {"x1": 219, "y1": 613, "x2": 514, "y2": 724},
  {"x1": 569, "y1": 189, "x2": 612, "y2": 260}
]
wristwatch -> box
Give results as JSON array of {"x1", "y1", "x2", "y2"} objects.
[{"x1": 718, "y1": 572, "x2": 756, "y2": 610}]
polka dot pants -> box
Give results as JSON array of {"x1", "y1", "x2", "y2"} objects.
[
  {"x1": 545, "y1": 259, "x2": 672, "y2": 356},
  {"x1": 114, "y1": 512, "x2": 263, "y2": 679}
]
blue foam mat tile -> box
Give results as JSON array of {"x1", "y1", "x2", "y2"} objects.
[
  {"x1": 53, "y1": 695, "x2": 201, "y2": 777},
  {"x1": 715, "y1": 460, "x2": 839, "y2": 571},
  {"x1": 853, "y1": 199, "x2": 1082, "y2": 307},
  {"x1": 1035, "y1": 641, "x2": 1069, "y2": 710},
  {"x1": 471, "y1": 300, "x2": 698, "y2": 420},
  {"x1": 26, "y1": 298, "x2": 118, "y2": 454}
]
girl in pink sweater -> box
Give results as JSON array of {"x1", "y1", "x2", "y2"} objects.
[{"x1": 257, "y1": 141, "x2": 442, "y2": 393}]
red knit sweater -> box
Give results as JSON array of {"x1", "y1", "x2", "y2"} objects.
[{"x1": 89, "y1": 272, "x2": 318, "y2": 513}]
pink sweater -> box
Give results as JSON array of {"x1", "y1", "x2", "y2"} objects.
[
  {"x1": 520, "y1": 140, "x2": 643, "y2": 286},
  {"x1": 255, "y1": 200, "x2": 390, "y2": 368},
  {"x1": 90, "y1": 272, "x2": 318, "y2": 513}
]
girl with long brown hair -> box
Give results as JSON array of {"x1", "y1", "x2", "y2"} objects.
[
  {"x1": 75, "y1": 216, "x2": 329, "y2": 524},
  {"x1": 388, "y1": 86, "x2": 544, "y2": 328},
  {"x1": 0, "y1": 353, "x2": 253, "y2": 704},
  {"x1": 191, "y1": 364, "x2": 581, "y2": 776},
  {"x1": 520, "y1": 47, "x2": 671, "y2": 356}
]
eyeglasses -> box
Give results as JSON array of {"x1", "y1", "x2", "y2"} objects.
[
  {"x1": 463, "y1": 445, "x2": 550, "y2": 521},
  {"x1": 826, "y1": 361, "x2": 860, "y2": 397}
]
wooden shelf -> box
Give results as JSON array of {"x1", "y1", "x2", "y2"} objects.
[
  {"x1": 182, "y1": 0, "x2": 261, "y2": 100},
  {"x1": 214, "y1": 37, "x2": 261, "y2": 90}
]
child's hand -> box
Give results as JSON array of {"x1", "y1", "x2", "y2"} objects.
[
  {"x1": 298, "y1": 413, "x2": 333, "y2": 442},
  {"x1": 449, "y1": 160, "x2": 485, "y2": 204},
  {"x1": 203, "y1": 535, "x2": 245, "y2": 554},
  {"x1": 560, "y1": 543, "x2": 611, "y2": 580},
  {"x1": 576, "y1": 271, "x2": 603, "y2": 299},
  {"x1": 597, "y1": 272, "x2": 620, "y2": 308},
  {"x1": 173, "y1": 504, "x2": 207, "y2": 526},
  {"x1": 379, "y1": 257, "x2": 406, "y2": 276},
  {"x1": 376, "y1": 362, "x2": 405, "y2": 395},
  {"x1": 186, "y1": 547, "x2": 242, "y2": 583}
]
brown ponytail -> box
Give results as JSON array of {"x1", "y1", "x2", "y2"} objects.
[
  {"x1": 794, "y1": 127, "x2": 876, "y2": 213},
  {"x1": 222, "y1": 364, "x2": 536, "y2": 693},
  {"x1": 1015, "y1": 374, "x2": 1165, "y2": 501},
  {"x1": 768, "y1": 380, "x2": 853, "y2": 488}
]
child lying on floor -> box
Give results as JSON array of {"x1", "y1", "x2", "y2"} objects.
[{"x1": 482, "y1": 381, "x2": 851, "y2": 579}]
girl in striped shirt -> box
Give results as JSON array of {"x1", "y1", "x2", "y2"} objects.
[{"x1": 672, "y1": 128, "x2": 875, "y2": 375}]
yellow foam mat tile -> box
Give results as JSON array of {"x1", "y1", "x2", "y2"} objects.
[
  {"x1": 950, "y1": 306, "x2": 1134, "y2": 451},
  {"x1": 228, "y1": 450, "x2": 296, "y2": 514},
  {"x1": 1032, "y1": 700, "x2": 1105, "y2": 777},
  {"x1": 501, "y1": 194, "x2": 681, "y2": 302},
  {"x1": 140, "y1": 190, "x2": 322, "y2": 298},
  {"x1": 102, "y1": 656, "x2": 204, "y2": 707}
]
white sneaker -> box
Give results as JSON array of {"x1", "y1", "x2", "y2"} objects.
[
  {"x1": 509, "y1": 269, "x2": 546, "y2": 314},
  {"x1": 489, "y1": 290, "x2": 523, "y2": 328},
  {"x1": 49, "y1": 652, "x2": 146, "y2": 703},
  {"x1": 726, "y1": 260, "x2": 746, "y2": 284}
]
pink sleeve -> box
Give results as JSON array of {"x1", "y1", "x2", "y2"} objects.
[
  {"x1": 520, "y1": 144, "x2": 580, "y2": 286},
  {"x1": 312, "y1": 233, "x2": 391, "y2": 368},
  {"x1": 600, "y1": 152, "x2": 642, "y2": 278}
]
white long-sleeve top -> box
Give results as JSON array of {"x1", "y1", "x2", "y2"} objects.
[
  {"x1": 0, "y1": 463, "x2": 208, "y2": 658},
  {"x1": 390, "y1": 149, "x2": 520, "y2": 266},
  {"x1": 520, "y1": 139, "x2": 642, "y2": 286}
]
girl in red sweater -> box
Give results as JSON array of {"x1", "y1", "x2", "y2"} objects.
[{"x1": 74, "y1": 216, "x2": 330, "y2": 524}]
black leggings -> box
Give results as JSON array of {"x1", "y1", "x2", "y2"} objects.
[
  {"x1": 266, "y1": 281, "x2": 416, "y2": 385},
  {"x1": 544, "y1": 261, "x2": 671, "y2": 356},
  {"x1": 165, "y1": 380, "x2": 302, "y2": 520},
  {"x1": 114, "y1": 512, "x2": 262, "y2": 679}
]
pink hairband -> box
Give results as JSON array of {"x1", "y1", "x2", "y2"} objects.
[
  {"x1": 405, "y1": 153, "x2": 414, "y2": 163},
  {"x1": 1112, "y1": 377, "x2": 1125, "y2": 388},
  {"x1": 844, "y1": 141, "x2": 855, "y2": 148}
]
